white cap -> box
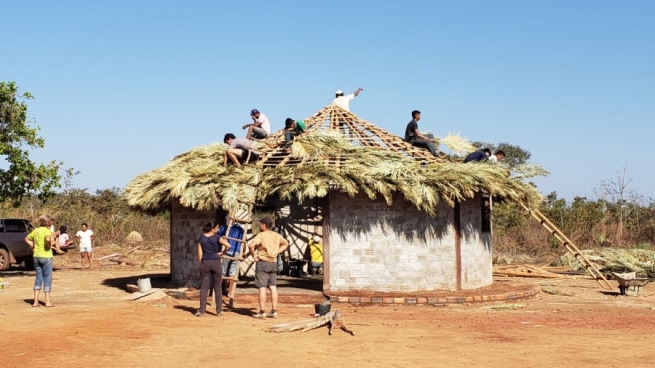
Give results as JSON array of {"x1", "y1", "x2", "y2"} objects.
[
  {"x1": 335, "y1": 90, "x2": 343, "y2": 95},
  {"x1": 313, "y1": 235, "x2": 321, "y2": 243}
]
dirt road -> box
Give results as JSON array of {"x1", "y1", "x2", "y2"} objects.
[{"x1": 1, "y1": 268, "x2": 654, "y2": 367}]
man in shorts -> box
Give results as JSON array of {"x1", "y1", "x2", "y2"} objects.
[
  {"x1": 247, "y1": 216, "x2": 289, "y2": 318},
  {"x1": 242, "y1": 109, "x2": 270, "y2": 139},
  {"x1": 223, "y1": 133, "x2": 260, "y2": 168},
  {"x1": 76, "y1": 223, "x2": 95, "y2": 270}
]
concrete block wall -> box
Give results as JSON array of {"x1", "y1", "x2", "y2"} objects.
[
  {"x1": 459, "y1": 192, "x2": 493, "y2": 290},
  {"x1": 170, "y1": 200, "x2": 216, "y2": 287},
  {"x1": 328, "y1": 192, "x2": 492, "y2": 293}
]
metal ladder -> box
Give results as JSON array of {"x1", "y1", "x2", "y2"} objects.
[
  {"x1": 520, "y1": 203, "x2": 612, "y2": 289},
  {"x1": 220, "y1": 167, "x2": 261, "y2": 307}
]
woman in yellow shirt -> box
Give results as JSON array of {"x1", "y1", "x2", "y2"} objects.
[{"x1": 25, "y1": 214, "x2": 63, "y2": 307}]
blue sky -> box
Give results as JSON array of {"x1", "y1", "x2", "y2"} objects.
[{"x1": 2, "y1": 1, "x2": 654, "y2": 200}]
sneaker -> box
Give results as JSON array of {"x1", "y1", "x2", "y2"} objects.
[
  {"x1": 254, "y1": 311, "x2": 266, "y2": 319},
  {"x1": 269, "y1": 310, "x2": 278, "y2": 318},
  {"x1": 195, "y1": 311, "x2": 204, "y2": 317}
]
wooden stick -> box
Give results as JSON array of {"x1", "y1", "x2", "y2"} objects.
[
  {"x1": 97, "y1": 253, "x2": 121, "y2": 261},
  {"x1": 493, "y1": 271, "x2": 566, "y2": 279},
  {"x1": 126, "y1": 246, "x2": 141, "y2": 255},
  {"x1": 108, "y1": 257, "x2": 138, "y2": 266}
]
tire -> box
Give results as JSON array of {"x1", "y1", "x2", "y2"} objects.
[
  {"x1": 0, "y1": 248, "x2": 10, "y2": 271},
  {"x1": 23, "y1": 259, "x2": 35, "y2": 271}
]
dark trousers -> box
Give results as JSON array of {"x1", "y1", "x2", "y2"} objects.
[
  {"x1": 410, "y1": 138, "x2": 438, "y2": 157},
  {"x1": 285, "y1": 130, "x2": 295, "y2": 147},
  {"x1": 199, "y1": 259, "x2": 223, "y2": 314}
]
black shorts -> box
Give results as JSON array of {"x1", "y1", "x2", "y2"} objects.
[
  {"x1": 255, "y1": 261, "x2": 277, "y2": 288},
  {"x1": 240, "y1": 150, "x2": 260, "y2": 164}
]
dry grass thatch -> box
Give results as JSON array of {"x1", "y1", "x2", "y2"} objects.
[
  {"x1": 556, "y1": 248, "x2": 655, "y2": 278},
  {"x1": 125, "y1": 107, "x2": 544, "y2": 216}
]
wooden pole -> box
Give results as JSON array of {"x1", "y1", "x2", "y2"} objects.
[
  {"x1": 454, "y1": 200, "x2": 462, "y2": 291},
  {"x1": 322, "y1": 194, "x2": 330, "y2": 296}
]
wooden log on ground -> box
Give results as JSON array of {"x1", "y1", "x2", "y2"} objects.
[
  {"x1": 493, "y1": 270, "x2": 566, "y2": 279},
  {"x1": 126, "y1": 246, "x2": 141, "y2": 255},
  {"x1": 97, "y1": 253, "x2": 121, "y2": 261},
  {"x1": 109, "y1": 257, "x2": 137, "y2": 266}
]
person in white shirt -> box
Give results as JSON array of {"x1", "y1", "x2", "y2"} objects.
[
  {"x1": 331, "y1": 87, "x2": 363, "y2": 112},
  {"x1": 242, "y1": 109, "x2": 270, "y2": 139},
  {"x1": 76, "y1": 223, "x2": 95, "y2": 270},
  {"x1": 489, "y1": 150, "x2": 506, "y2": 163}
]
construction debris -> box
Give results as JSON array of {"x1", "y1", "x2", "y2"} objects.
[
  {"x1": 556, "y1": 248, "x2": 655, "y2": 278},
  {"x1": 493, "y1": 265, "x2": 571, "y2": 279},
  {"x1": 267, "y1": 310, "x2": 355, "y2": 336}
]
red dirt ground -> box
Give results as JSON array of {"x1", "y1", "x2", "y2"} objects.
[{"x1": 2, "y1": 268, "x2": 655, "y2": 367}]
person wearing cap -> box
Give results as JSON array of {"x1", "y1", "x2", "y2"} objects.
[
  {"x1": 283, "y1": 118, "x2": 307, "y2": 148},
  {"x1": 331, "y1": 87, "x2": 363, "y2": 112},
  {"x1": 242, "y1": 109, "x2": 271, "y2": 139},
  {"x1": 308, "y1": 234, "x2": 323, "y2": 276},
  {"x1": 246, "y1": 216, "x2": 289, "y2": 318},
  {"x1": 223, "y1": 133, "x2": 261, "y2": 167},
  {"x1": 404, "y1": 110, "x2": 438, "y2": 157},
  {"x1": 464, "y1": 148, "x2": 492, "y2": 163}
]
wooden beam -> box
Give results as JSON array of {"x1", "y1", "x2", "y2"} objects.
[
  {"x1": 454, "y1": 200, "x2": 462, "y2": 291},
  {"x1": 322, "y1": 194, "x2": 330, "y2": 296}
]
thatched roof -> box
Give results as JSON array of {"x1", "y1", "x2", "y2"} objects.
[{"x1": 124, "y1": 105, "x2": 545, "y2": 214}]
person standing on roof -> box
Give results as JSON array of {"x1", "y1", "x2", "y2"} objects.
[
  {"x1": 404, "y1": 110, "x2": 438, "y2": 157},
  {"x1": 464, "y1": 148, "x2": 491, "y2": 163},
  {"x1": 332, "y1": 87, "x2": 363, "y2": 112},
  {"x1": 242, "y1": 109, "x2": 271, "y2": 140}
]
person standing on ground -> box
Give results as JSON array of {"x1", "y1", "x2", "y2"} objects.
[
  {"x1": 309, "y1": 234, "x2": 323, "y2": 275},
  {"x1": 242, "y1": 109, "x2": 271, "y2": 140},
  {"x1": 25, "y1": 214, "x2": 63, "y2": 307},
  {"x1": 76, "y1": 223, "x2": 95, "y2": 270},
  {"x1": 331, "y1": 88, "x2": 363, "y2": 112},
  {"x1": 404, "y1": 110, "x2": 438, "y2": 157},
  {"x1": 464, "y1": 148, "x2": 492, "y2": 163},
  {"x1": 196, "y1": 221, "x2": 230, "y2": 317},
  {"x1": 247, "y1": 217, "x2": 289, "y2": 318}
]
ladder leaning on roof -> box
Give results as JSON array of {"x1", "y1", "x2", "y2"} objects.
[
  {"x1": 519, "y1": 202, "x2": 612, "y2": 290},
  {"x1": 220, "y1": 166, "x2": 262, "y2": 308}
]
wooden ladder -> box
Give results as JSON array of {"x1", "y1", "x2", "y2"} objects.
[
  {"x1": 520, "y1": 203, "x2": 612, "y2": 289},
  {"x1": 221, "y1": 167, "x2": 261, "y2": 307}
]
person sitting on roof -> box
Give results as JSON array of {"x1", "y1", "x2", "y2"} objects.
[
  {"x1": 404, "y1": 110, "x2": 438, "y2": 157},
  {"x1": 331, "y1": 87, "x2": 363, "y2": 112},
  {"x1": 242, "y1": 109, "x2": 271, "y2": 140},
  {"x1": 489, "y1": 150, "x2": 506, "y2": 163},
  {"x1": 284, "y1": 118, "x2": 307, "y2": 148},
  {"x1": 223, "y1": 133, "x2": 260, "y2": 168},
  {"x1": 464, "y1": 148, "x2": 492, "y2": 163}
]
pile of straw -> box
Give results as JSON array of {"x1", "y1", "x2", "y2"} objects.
[{"x1": 556, "y1": 248, "x2": 655, "y2": 278}]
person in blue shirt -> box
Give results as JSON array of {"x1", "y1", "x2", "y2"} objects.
[{"x1": 464, "y1": 148, "x2": 491, "y2": 163}]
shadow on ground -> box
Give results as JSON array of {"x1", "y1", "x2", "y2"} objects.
[{"x1": 101, "y1": 273, "x2": 174, "y2": 292}]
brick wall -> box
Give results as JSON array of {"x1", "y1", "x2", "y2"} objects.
[
  {"x1": 327, "y1": 192, "x2": 492, "y2": 293},
  {"x1": 170, "y1": 200, "x2": 216, "y2": 287}
]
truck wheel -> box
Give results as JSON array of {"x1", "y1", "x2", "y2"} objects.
[{"x1": 0, "y1": 249, "x2": 10, "y2": 271}]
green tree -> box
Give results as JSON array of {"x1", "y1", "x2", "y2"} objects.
[
  {"x1": 0, "y1": 81, "x2": 64, "y2": 205},
  {"x1": 470, "y1": 141, "x2": 531, "y2": 169}
]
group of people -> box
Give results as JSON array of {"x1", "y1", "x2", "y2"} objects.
[
  {"x1": 195, "y1": 216, "x2": 291, "y2": 318},
  {"x1": 195, "y1": 215, "x2": 325, "y2": 318},
  {"x1": 222, "y1": 88, "x2": 364, "y2": 167},
  {"x1": 25, "y1": 215, "x2": 95, "y2": 307}
]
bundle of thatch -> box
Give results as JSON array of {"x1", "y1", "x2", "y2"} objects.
[
  {"x1": 556, "y1": 248, "x2": 655, "y2": 278},
  {"x1": 124, "y1": 129, "x2": 544, "y2": 215}
]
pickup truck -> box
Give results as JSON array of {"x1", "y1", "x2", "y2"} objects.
[{"x1": 0, "y1": 218, "x2": 35, "y2": 271}]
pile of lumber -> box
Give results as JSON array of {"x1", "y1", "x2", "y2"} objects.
[{"x1": 493, "y1": 265, "x2": 572, "y2": 279}]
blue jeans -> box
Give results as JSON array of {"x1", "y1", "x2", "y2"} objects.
[
  {"x1": 222, "y1": 258, "x2": 238, "y2": 277},
  {"x1": 33, "y1": 257, "x2": 53, "y2": 292}
]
